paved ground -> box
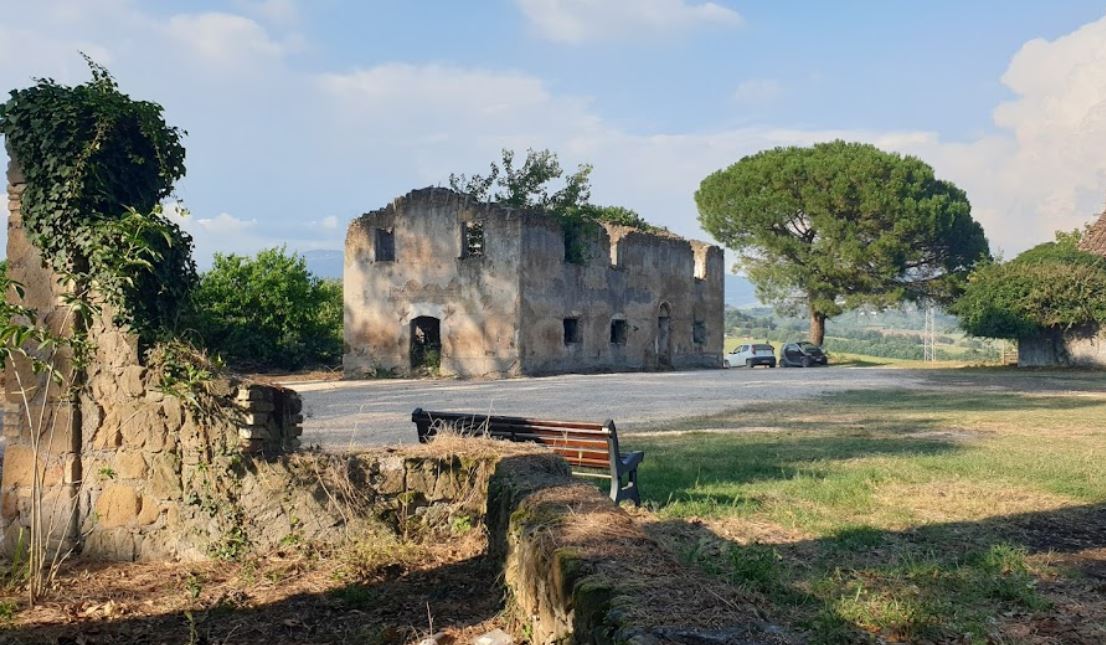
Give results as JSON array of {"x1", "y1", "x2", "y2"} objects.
[{"x1": 294, "y1": 367, "x2": 928, "y2": 450}]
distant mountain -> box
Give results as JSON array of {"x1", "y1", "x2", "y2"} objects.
[
  {"x1": 725, "y1": 275, "x2": 760, "y2": 308},
  {"x1": 302, "y1": 249, "x2": 343, "y2": 279}
]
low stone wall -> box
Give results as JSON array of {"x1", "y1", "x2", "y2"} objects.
[{"x1": 487, "y1": 454, "x2": 790, "y2": 644}]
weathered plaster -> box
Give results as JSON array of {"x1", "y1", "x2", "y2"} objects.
[{"x1": 343, "y1": 188, "x2": 724, "y2": 378}]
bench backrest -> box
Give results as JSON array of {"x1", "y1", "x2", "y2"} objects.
[{"x1": 411, "y1": 408, "x2": 620, "y2": 477}]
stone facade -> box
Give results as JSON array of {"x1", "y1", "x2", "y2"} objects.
[{"x1": 344, "y1": 188, "x2": 725, "y2": 378}]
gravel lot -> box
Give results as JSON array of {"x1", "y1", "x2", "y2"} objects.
[{"x1": 294, "y1": 367, "x2": 929, "y2": 449}]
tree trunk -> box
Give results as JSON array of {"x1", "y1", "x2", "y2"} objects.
[{"x1": 809, "y1": 309, "x2": 827, "y2": 346}]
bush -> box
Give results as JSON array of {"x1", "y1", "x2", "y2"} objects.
[
  {"x1": 952, "y1": 233, "x2": 1106, "y2": 340},
  {"x1": 188, "y1": 248, "x2": 342, "y2": 370}
]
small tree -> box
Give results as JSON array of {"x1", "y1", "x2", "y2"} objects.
[
  {"x1": 696, "y1": 141, "x2": 990, "y2": 345},
  {"x1": 449, "y1": 149, "x2": 659, "y2": 242},
  {"x1": 952, "y1": 232, "x2": 1106, "y2": 339},
  {"x1": 189, "y1": 248, "x2": 342, "y2": 370}
]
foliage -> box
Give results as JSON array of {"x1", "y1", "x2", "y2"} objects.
[
  {"x1": 189, "y1": 247, "x2": 342, "y2": 370},
  {"x1": 0, "y1": 58, "x2": 195, "y2": 343},
  {"x1": 696, "y1": 140, "x2": 990, "y2": 344},
  {"x1": 449, "y1": 149, "x2": 659, "y2": 262},
  {"x1": 952, "y1": 231, "x2": 1106, "y2": 339}
]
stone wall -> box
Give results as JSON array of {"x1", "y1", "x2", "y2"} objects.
[
  {"x1": 487, "y1": 453, "x2": 787, "y2": 644},
  {"x1": 1018, "y1": 326, "x2": 1106, "y2": 368},
  {"x1": 1, "y1": 153, "x2": 304, "y2": 560},
  {"x1": 518, "y1": 214, "x2": 725, "y2": 374},
  {"x1": 343, "y1": 187, "x2": 725, "y2": 379},
  {"x1": 344, "y1": 189, "x2": 525, "y2": 379}
]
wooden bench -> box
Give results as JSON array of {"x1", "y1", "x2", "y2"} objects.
[{"x1": 411, "y1": 408, "x2": 645, "y2": 506}]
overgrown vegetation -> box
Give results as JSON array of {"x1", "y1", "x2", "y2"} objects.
[
  {"x1": 449, "y1": 148, "x2": 661, "y2": 263},
  {"x1": 0, "y1": 56, "x2": 195, "y2": 343},
  {"x1": 188, "y1": 247, "x2": 342, "y2": 371},
  {"x1": 626, "y1": 372, "x2": 1106, "y2": 642},
  {"x1": 952, "y1": 230, "x2": 1106, "y2": 339}
]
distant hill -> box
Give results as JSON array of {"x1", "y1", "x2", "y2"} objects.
[{"x1": 303, "y1": 249, "x2": 343, "y2": 279}]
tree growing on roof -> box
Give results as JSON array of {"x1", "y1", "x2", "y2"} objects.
[{"x1": 695, "y1": 140, "x2": 990, "y2": 345}]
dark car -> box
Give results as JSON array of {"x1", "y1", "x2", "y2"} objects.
[{"x1": 780, "y1": 341, "x2": 828, "y2": 367}]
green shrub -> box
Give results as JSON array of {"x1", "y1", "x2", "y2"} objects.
[
  {"x1": 188, "y1": 247, "x2": 341, "y2": 370},
  {"x1": 952, "y1": 233, "x2": 1106, "y2": 339}
]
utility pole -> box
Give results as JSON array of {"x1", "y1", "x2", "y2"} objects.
[{"x1": 923, "y1": 303, "x2": 936, "y2": 362}]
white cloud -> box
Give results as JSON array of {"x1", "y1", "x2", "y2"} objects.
[
  {"x1": 193, "y1": 212, "x2": 258, "y2": 234},
  {"x1": 322, "y1": 215, "x2": 338, "y2": 229},
  {"x1": 165, "y1": 12, "x2": 289, "y2": 68},
  {"x1": 732, "y1": 79, "x2": 783, "y2": 105},
  {"x1": 515, "y1": 0, "x2": 741, "y2": 44}
]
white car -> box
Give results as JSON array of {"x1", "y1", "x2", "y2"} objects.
[{"x1": 725, "y1": 343, "x2": 777, "y2": 368}]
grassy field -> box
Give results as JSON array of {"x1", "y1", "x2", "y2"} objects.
[{"x1": 623, "y1": 369, "x2": 1106, "y2": 643}]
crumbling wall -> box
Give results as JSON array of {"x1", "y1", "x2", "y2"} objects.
[
  {"x1": 1, "y1": 154, "x2": 304, "y2": 561},
  {"x1": 1018, "y1": 326, "x2": 1106, "y2": 368},
  {"x1": 342, "y1": 187, "x2": 725, "y2": 379},
  {"x1": 343, "y1": 188, "x2": 524, "y2": 379},
  {"x1": 487, "y1": 454, "x2": 787, "y2": 644},
  {"x1": 518, "y1": 217, "x2": 725, "y2": 374}
]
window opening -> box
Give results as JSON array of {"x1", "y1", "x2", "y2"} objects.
[
  {"x1": 610, "y1": 320, "x2": 628, "y2": 345},
  {"x1": 463, "y1": 221, "x2": 485, "y2": 257},
  {"x1": 375, "y1": 228, "x2": 395, "y2": 262},
  {"x1": 563, "y1": 318, "x2": 581, "y2": 345}
]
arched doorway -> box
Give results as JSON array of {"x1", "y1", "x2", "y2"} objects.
[
  {"x1": 410, "y1": 316, "x2": 442, "y2": 372},
  {"x1": 656, "y1": 303, "x2": 672, "y2": 368}
]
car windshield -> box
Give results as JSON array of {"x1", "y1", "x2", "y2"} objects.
[
  {"x1": 798, "y1": 342, "x2": 818, "y2": 348},
  {"x1": 753, "y1": 344, "x2": 773, "y2": 351}
]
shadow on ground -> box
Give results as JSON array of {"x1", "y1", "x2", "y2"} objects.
[{"x1": 641, "y1": 502, "x2": 1106, "y2": 643}]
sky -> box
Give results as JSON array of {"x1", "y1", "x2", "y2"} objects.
[{"x1": 2, "y1": 0, "x2": 1106, "y2": 268}]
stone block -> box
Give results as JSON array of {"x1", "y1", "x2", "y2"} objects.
[
  {"x1": 84, "y1": 529, "x2": 136, "y2": 561},
  {"x1": 136, "y1": 496, "x2": 160, "y2": 526},
  {"x1": 121, "y1": 366, "x2": 147, "y2": 397},
  {"x1": 376, "y1": 457, "x2": 406, "y2": 494},
  {"x1": 96, "y1": 485, "x2": 140, "y2": 529},
  {"x1": 147, "y1": 454, "x2": 182, "y2": 500},
  {"x1": 115, "y1": 452, "x2": 147, "y2": 479},
  {"x1": 241, "y1": 400, "x2": 276, "y2": 413},
  {"x1": 161, "y1": 398, "x2": 184, "y2": 429},
  {"x1": 2, "y1": 444, "x2": 34, "y2": 488}
]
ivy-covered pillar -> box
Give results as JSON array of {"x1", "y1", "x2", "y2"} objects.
[{"x1": 2, "y1": 147, "x2": 83, "y2": 555}]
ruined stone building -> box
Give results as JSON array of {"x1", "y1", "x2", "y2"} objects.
[{"x1": 343, "y1": 188, "x2": 724, "y2": 378}]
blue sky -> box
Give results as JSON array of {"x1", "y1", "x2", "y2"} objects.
[{"x1": 3, "y1": 1, "x2": 1106, "y2": 267}]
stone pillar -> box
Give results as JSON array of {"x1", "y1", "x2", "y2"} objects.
[
  {"x1": 1, "y1": 148, "x2": 82, "y2": 553},
  {"x1": 0, "y1": 153, "x2": 306, "y2": 561}
]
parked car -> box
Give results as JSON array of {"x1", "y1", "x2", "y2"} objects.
[
  {"x1": 779, "y1": 341, "x2": 828, "y2": 367},
  {"x1": 725, "y1": 343, "x2": 777, "y2": 368}
]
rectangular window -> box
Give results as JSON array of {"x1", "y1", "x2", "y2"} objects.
[
  {"x1": 374, "y1": 228, "x2": 395, "y2": 262},
  {"x1": 563, "y1": 318, "x2": 581, "y2": 345},
  {"x1": 463, "y1": 221, "x2": 485, "y2": 257},
  {"x1": 610, "y1": 320, "x2": 628, "y2": 345},
  {"x1": 693, "y1": 321, "x2": 707, "y2": 345}
]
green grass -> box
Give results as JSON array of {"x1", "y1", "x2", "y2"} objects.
[{"x1": 625, "y1": 375, "x2": 1106, "y2": 643}]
